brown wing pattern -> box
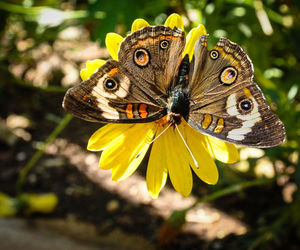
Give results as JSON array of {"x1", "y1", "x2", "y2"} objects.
[
  {"x1": 186, "y1": 35, "x2": 286, "y2": 148},
  {"x1": 119, "y1": 25, "x2": 185, "y2": 96},
  {"x1": 63, "y1": 26, "x2": 186, "y2": 123},
  {"x1": 63, "y1": 60, "x2": 166, "y2": 123},
  {"x1": 188, "y1": 34, "x2": 253, "y2": 103}
]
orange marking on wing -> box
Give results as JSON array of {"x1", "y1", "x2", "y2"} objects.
[
  {"x1": 153, "y1": 37, "x2": 159, "y2": 42},
  {"x1": 138, "y1": 104, "x2": 148, "y2": 118},
  {"x1": 160, "y1": 35, "x2": 171, "y2": 40},
  {"x1": 135, "y1": 49, "x2": 149, "y2": 66},
  {"x1": 134, "y1": 35, "x2": 181, "y2": 49},
  {"x1": 108, "y1": 68, "x2": 118, "y2": 76},
  {"x1": 126, "y1": 104, "x2": 134, "y2": 118},
  {"x1": 82, "y1": 95, "x2": 88, "y2": 101},
  {"x1": 243, "y1": 88, "x2": 253, "y2": 98},
  {"x1": 202, "y1": 114, "x2": 212, "y2": 129},
  {"x1": 170, "y1": 36, "x2": 182, "y2": 41},
  {"x1": 214, "y1": 118, "x2": 224, "y2": 133},
  {"x1": 136, "y1": 37, "x2": 159, "y2": 47}
]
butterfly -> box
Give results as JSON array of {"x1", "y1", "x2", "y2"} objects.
[{"x1": 63, "y1": 25, "x2": 286, "y2": 148}]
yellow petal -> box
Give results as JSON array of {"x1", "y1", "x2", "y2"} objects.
[
  {"x1": 86, "y1": 59, "x2": 106, "y2": 73},
  {"x1": 184, "y1": 24, "x2": 207, "y2": 61},
  {"x1": 87, "y1": 124, "x2": 134, "y2": 151},
  {"x1": 164, "y1": 127, "x2": 193, "y2": 197},
  {"x1": 183, "y1": 122, "x2": 219, "y2": 185},
  {"x1": 203, "y1": 135, "x2": 239, "y2": 164},
  {"x1": 131, "y1": 18, "x2": 150, "y2": 33},
  {"x1": 80, "y1": 59, "x2": 106, "y2": 81},
  {"x1": 80, "y1": 68, "x2": 89, "y2": 81},
  {"x1": 164, "y1": 13, "x2": 184, "y2": 31},
  {"x1": 146, "y1": 127, "x2": 168, "y2": 199},
  {"x1": 99, "y1": 123, "x2": 156, "y2": 180},
  {"x1": 105, "y1": 33, "x2": 124, "y2": 61}
]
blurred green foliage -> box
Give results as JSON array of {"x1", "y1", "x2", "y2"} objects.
[{"x1": 0, "y1": 0, "x2": 299, "y2": 249}]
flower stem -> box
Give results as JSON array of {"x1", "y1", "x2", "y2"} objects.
[{"x1": 16, "y1": 114, "x2": 73, "y2": 194}]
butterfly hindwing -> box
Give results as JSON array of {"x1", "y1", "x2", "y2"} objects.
[
  {"x1": 63, "y1": 60, "x2": 166, "y2": 123},
  {"x1": 186, "y1": 36, "x2": 286, "y2": 148}
]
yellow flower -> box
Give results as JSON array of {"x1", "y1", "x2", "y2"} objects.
[{"x1": 82, "y1": 13, "x2": 239, "y2": 199}]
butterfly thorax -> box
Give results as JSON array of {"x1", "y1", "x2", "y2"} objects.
[{"x1": 167, "y1": 86, "x2": 190, "y2": 124}]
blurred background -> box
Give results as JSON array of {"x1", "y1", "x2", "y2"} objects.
[{"x1": 0, "y1": 0, "x2": 299, "y2": 249}]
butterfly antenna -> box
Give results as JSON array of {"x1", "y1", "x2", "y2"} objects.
[
  {"x1": 135, "y1": 123, "x2": 172, "y2": 158},
  {"x1": 175, "y1": 124, "x2": 199, "y2": 169}
]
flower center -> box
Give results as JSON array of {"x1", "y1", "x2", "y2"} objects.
[
  {"x1": 155, "y1": 113, "x2": 183, "y2": 128},
  {"x1": 155, "y1": 115, "x2": 171, "y2": 127}
]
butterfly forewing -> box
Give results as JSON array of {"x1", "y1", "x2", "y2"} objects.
[{"x1": 119, "y1": 25, "x2": 185, "y2": 94}]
